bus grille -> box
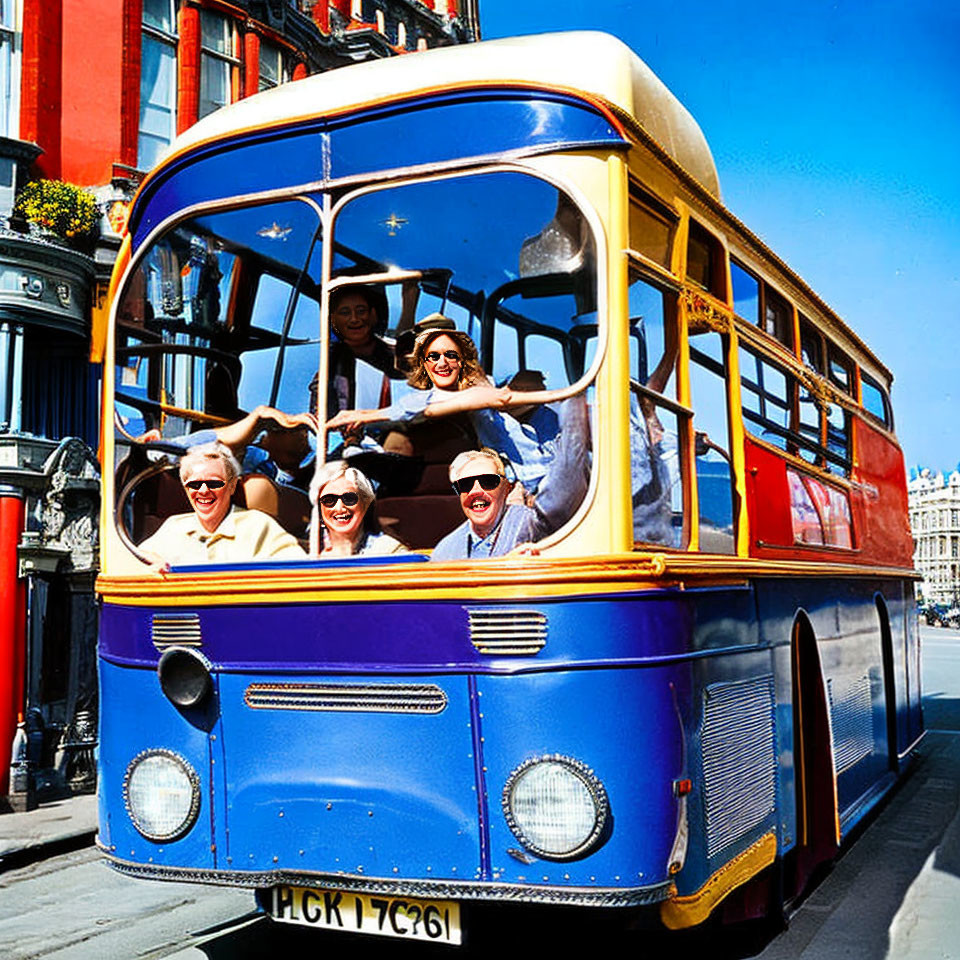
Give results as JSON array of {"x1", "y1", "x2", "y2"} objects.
[
  {"x1": 467, "y1": 609, "x2": 547, "y2": 655},
  {"x1": 244, "y1": 683, "x2": 448, "y2": 714},
  {"x1": 828, "y1": 674, "x2": 874, "y2": 774},
  {"x1": 701, "y1": 674, "x2": 777, "y2": 859},
  {"x1": 151, "y1": 613, "x2": 202, "y2": 649}
]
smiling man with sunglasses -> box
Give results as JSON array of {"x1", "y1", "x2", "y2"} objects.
[
  {"x1": 139, "y1": 441, "x2": 306, "y2": 567},
  {"x1": 430, "y1": 394, "x2": 590, "y2": 561}
]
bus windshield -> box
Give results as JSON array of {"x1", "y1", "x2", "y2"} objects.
[{"x1": 113, "y1": 170, "x2": 598, "y2": 560}]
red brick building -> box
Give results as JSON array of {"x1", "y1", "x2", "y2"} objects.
[{"x1": 0, "y1": 0, "x2": 479, "y2": 806}]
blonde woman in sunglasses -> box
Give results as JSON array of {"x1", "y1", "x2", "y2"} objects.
[{"x1": 312, "y1": 460, "x2": 406, "y2": 558}]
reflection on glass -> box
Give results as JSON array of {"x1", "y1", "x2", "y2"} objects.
[
  {"x1": 731, "y1": 261, "x2": 759, "y2": 324},
  {"x1": 631, "y1": 392, "x2": 682, "y2": 548},
  {"x1": 114, "y1": 199, "x2": 321, "y2": 442},
  {"x1": 690, "y1": 333, "x2": 735, "y2": 553}
]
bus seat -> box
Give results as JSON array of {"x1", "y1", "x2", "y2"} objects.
[
  {"x1": 124, "y1": 464, "x2": 190, "y2": 543},
  {"x1": 376, "y1": 493, "x2": 464, "y2": 549},
  {"x1": 237, "y1": 475, "x2": 310, "y2": 540},
  {"x1": 344, "y1": 415, "x2": 477, "y2": 549}
]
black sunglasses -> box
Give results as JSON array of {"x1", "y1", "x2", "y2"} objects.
[
  {"x1": 425, "y1": 350, "x2": 461, "y2": 363},
  {"x1": 184, "y1": 479, "x2": 227, "y2": 491},
  {"x1": 451, "y1": 474, "x2": 502, "y2": 495},
  {"x1": 319, "y1": 491, "x2": 360, "y2": 508}
]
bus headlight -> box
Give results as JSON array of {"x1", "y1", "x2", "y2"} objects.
[
  {"x1": 158, "y1": 646, "x2": 213, "y2": 708},
  {"x1": 502, "y1": 755, "x2": 609, "y2": 860},
  {"x1": 124, "y1": 749, "x2": 200, "y2": 841}
]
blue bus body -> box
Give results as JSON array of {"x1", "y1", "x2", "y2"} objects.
[{"x1": 98, "y1": 34, "x2": 921, "y2": 938}]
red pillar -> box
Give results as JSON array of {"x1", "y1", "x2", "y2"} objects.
[
  {"x1": 332, "y1": 0, "x2": 350, "y2": 19},
  {"x1": 20, "y1": 0, "x2": 64, "y2": 178},
  {"x1": 177, "y1": 3, "x2": 201, "y2": 134},
  {"x1": 292, "y1": 62, "x2": 307, "y2": 82},
  {"x1": 243, "y1": 32, "x2": 260, "y2": 99},
  {"x1": 120, "y1": 0, "x2": 144, "y2": 169},
  {"x1": 0, "y1": 491, "x2": 26, "y2": 796},
  {"x1": 421, "y1": 0, "x2": 435, "y2": 10},
  {"x1": 446, "y1": 0, "x2": 458, "y2": 16}
]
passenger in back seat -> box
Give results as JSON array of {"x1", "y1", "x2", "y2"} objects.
[{"x1": 326, "y1": 327, "x2": 562, "y2": 495}]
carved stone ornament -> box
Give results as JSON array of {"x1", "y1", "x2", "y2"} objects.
[
  {"x1": 38, "y1": 438, "x2": 101, "y2": 574},
  {"x1": 683, "y1": 290, "x2": 731, "y2": 335}
]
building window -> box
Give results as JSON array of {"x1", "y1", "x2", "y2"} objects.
[
  {"x1": 258, "y1": 40, "x2": 285, "y2": 92},
  {"x1": 139, "y1": 0, "x2": 178, "y2": 170},
  {"x1": 0, "y1": 0, "x2": 18, "y2": 140},
  {"x1": 199, "y1": 9, "x2": 237, "y2": 120}
]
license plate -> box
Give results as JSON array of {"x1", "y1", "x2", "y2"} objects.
[{"x1": 269, "y1": 884, "x2": 462, "y2": 945}]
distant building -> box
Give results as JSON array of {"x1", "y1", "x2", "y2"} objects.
[
  {"x1": 1, "y1": 0, "x2": 479, "y2": 808},
  {"x1": 908, "y1": 468, "x2": 960, "y2": 606}
]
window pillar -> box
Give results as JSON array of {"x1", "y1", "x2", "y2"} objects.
[
  {"x1": 20, "y1": 0, "x2": 63, "y2": 177},
  {"x1": 243, "y1": 31, "x2": 259, "y2": 99},
  {"x1": 121, "y1": 0, "x2": 143, "y2": 168},
  {"x1": 176, "y1": 3, "x2": 200, "y2": 134}
]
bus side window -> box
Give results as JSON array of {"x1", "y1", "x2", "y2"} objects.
[
  {"x1": 689, "y1": 332, "x2": 735, "y2": 554},
  {"x1": 731, "y1": 259, "x2": 760, "y2": 325},
  {"x1": 628, "y1": 182, "x2": 676, "y2": 270},
  {"x1": 739, "y1": 346, "x2": 791, "y2": 449},
  {"x1": 764, "y1": 286, "x2": 793, "y2": 350},
  {"x1": 628, "y1": 276, "x2": 682, "y2": 549},
  {"x1": 861, "y1": 372, "x2": 892, "y2": 428}
]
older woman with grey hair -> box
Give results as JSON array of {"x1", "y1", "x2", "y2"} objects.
[
  {"x1": 139, "y1": 441, "x2": 306, "y2": 567},
  {"x1": 312, "y1": 460, "x2": 406, "y2": 558}
]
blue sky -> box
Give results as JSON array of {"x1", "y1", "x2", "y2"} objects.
[{"x1": 481, "y1": 0, "x2": 960, "y2": 473}]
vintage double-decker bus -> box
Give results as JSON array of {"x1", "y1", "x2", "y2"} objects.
[{"x1": 95, "y1": 31, "x2": 921, "y2": 945}]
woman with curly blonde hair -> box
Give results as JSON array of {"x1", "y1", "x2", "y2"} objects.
[{"x1": 326, "y1": 324, "x2": 561, "y2": 493}]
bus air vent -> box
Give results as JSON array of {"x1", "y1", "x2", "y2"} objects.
[
  {"x1": 701, "y1": 674, "x2": 777, "y2": 859},
  {"x1": 151, "y1": 613, "x2": 202, "y2": 649},
  {"x1": 827, "y1": 675, "x2": 874, "y2": 774},
  {"x1": 467, "y1": 609, "x2": 547, "y2": 655},
  {"x1": 244, "y1": 682, "x2": 448, "y2": 714}
]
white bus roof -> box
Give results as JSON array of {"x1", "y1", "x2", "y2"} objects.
[{"x1": 169, "y1": 31, "x2": 721, "y2": 198}]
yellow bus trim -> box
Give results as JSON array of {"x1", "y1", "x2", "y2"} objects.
[
  {"x1": 97, "y1": 554, "x2": 918, "y2": 606},
  {"x1": 660, "y1": 832, "x2": 777, "y2": 930}
]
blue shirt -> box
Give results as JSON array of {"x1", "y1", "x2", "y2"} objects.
[
  {"x1": 430, "y1": 395, "x2": 589, "y2": 561},
  {"x1": 381, "y1": 389, "x2": 560, "y2": 492}
]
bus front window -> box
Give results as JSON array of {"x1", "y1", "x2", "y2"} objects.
[
  {"x1": 327, "y1": 171, "x2": 598, "y2": 552},
  {"x1": 114, "y1": 199, "x2": 322, "y2": 558}
]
